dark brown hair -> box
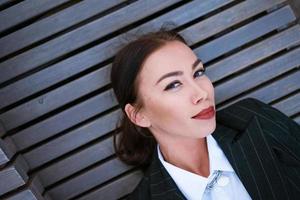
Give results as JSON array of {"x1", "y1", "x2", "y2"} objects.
[{"x1": 110, "y1": 29, "x2": 187, "y2": 169}]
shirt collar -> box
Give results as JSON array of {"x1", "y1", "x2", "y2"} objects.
[
  {"x1": 207, "y1": 133, "x2": 234, "y2": 172},
  {"x1": 157, "y1": 134, "x2": 234, "y2": 199}
]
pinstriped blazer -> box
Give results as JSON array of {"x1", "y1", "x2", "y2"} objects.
[{"x1": 127, "y1": 98, "x2": 300, "y2": 200}]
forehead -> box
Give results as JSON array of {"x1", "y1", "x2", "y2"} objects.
[{"x1": 140, "y1": 41, "x2": 197, "y2": 78}]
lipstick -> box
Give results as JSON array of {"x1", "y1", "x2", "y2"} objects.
[{"x1": 192, "y1": 106, "x2": 215, "y2": 120}]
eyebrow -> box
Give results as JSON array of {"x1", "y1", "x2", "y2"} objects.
[{"x1": 155, "y1": 58, "x2": 202, "y2": 85}]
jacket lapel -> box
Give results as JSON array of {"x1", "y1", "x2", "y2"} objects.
[
  {"x1": 213, "y1": 110, "x2": 290, "y2": 200},
  {"x1": 148, "y1": 151, "x2": 187, "y2": 200}
]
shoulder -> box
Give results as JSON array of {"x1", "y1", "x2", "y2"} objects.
[
  {"x1": 219, "y1": 97, "x2": 271, "y2": 115},
  {"x1": 219, "y1": 97, "x2": 293, "y2": 124},
  {"x1": 219, "y1": 97, "x2": 300, "y2": 141},
  {"x1": 125, "y1": 162, "x2": 155, "y2": 199},
  {"x1": 126, "y1": 174, "x2": 151, "y2": 200}
]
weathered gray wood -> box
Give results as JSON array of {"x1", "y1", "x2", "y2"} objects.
[
  {"x1": 10, "y1": 90, "x2": 117, "y2": 151},
  {"x1": 0, "y1": 0, "x2": 68, "y2": 33},
  {"x1": 288, "y1": 0, "x2": 300, "y2": 19},
  {"x1": 207, "y1": 25, "x2": 300, "y2": 83},
  {"x1": 0, "y1": 156, "x2": 29, "y2": 195},
  {"x1": 0, "y1": 0, "x2": 181, "y2": 84},
  {"x1": 0, "y1": 140, "x2": 10, "y2": 166},
  {"x1": 46, "y1": 158, "x2": 133, "y2": 200},
  {"x1": 37, "y1": 134, "x2": 117, "y2": 187},
  {"x1": 0, "y1": 137, "x2": 17, "y2": 167},
  {"x1": 6, "y1": 190, "x2": 43, "y2": 200},
  {"x1": 0, "y1": 0, "x2": 11, "y2": 7},
  {"x1": 0, "y1": 0, "x2": 123, "y2": 58},
  {"x1": 215, "y1": 47, "x2": 300, "y2": 103},
  {"x1": 181, "y1": 0, "x2": 286, "y2": 45},
  {"x1": 273, "y1": 92, "x2": 300, "y2": 116},
  {"x1": 244, "y1": 71, "x2": 300, "y2": 103},
  {"x1": 0, "y1": 0, "x2": 234, "y2": 109},
  {"x1": 0, "y1": 166, "x2": 27, "y2": 195},
  {"x1": 5, "y1": 176, "x2": 47, "y2": 200},
  {"x1": 77, "y1": 170, "x2": 143, "y2": 200},
  {"x1": 194, "y1": 5, "x2": 296, "y2": 63},
  {"x1": 23, "y1": 109, "x2": 120, "y2": 169},
  {"x1": 219, "y1": 70, "x2": 300, "y2": 109},
  {"x1": 0, "y1": 65, "x2": 111, "y2": 131}
]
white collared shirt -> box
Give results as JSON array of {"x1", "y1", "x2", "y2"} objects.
[{"x1": 157, "y1": 134, "x2": 252, "y2": 200}]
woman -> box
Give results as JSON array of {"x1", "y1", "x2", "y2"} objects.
[{"x1": 110, "y1": 30, "x2": 300, "y2": 200}]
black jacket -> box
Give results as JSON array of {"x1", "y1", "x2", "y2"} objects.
[{"x1": 127, "y1": 98, "x2": 300, "y2": 200}]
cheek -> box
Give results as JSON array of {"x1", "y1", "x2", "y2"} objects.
[{"x1": 143, "y1": 94, "x2": 180, "y2": 121}]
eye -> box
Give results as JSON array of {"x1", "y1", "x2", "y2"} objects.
[
  {"x1": 164, "y1": 81, "x2": 182, "y2": 91},
  {"x1": 193, "y1": 68, "x2": 206, "y2": 78}
]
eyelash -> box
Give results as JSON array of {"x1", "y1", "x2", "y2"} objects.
[{"x1": 164, "y1": 68, "x2": 206, "y2": 91}]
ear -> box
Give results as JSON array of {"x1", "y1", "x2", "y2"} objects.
[{"x1": 124, "y1": 103, "x2": 151, "y2": 128}]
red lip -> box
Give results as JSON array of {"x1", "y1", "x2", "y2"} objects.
[{"x1": 192, "y1": 106, "x2": 215, "y2": 120}]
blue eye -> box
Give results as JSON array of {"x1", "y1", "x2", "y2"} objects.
[
  {"x1": 164, "y1": 81, "x2": 181, "y2": 91},
  {"x1": 194, "y1": 68, "x2": 205, "y2": 78},
  {"x1": 164, "y1": 68, "x2": 206, "y2": 91}
]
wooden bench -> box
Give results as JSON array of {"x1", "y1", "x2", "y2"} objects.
[{"x1": 0, "y1": 0, "x2": 299, "y2": 199}]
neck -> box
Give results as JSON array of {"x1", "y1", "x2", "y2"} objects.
[{"x1": 158, "y1": 136, "x2": 210, "y2": 177}]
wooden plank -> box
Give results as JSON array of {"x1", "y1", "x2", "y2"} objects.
[
  {"x1": 23, "y1": 109, "x2": 121, "y2": 169},
  {"x1": 206, "y1": 25, "x2": 300, "y2": 83},
  {"x1": 0, "y1": 0, "x2": 11, "y2": 7},
  {"x1": 288, "y1": 0, "x2": 300, "y2": 18},
  {"x1": 0, "y1": 137, "x2": 17, "y2": 167},
  {"x1": 0, "y1": 167, "x2": 26, "y2": 196},
  {"x1": 0, "y1": 0, "x2": 180, "y2": 84},
  {"x1": 215, "y1": 47, "x2": 300, "y2": 103},
  {"x1": 219, "y1": 70, "x2": 300, "y2": 109},
  {"x1": 0, "y1": 0, "x2": 68, "y2": 33},
  {"x1": 0, "y1": 65, "x2": 111, "y2": 131},
  {"x1": 181, "y1": 0, "x2": 286, "y2": 45},
  {"x1": 0, "y1": 0, "x2": 123, "y2": 57},
  {"x1": 77, "y1": 170, "x2": 143, "y2": 200},
  {"x1": 243, "y1": 71, "x2": 300, "y2": 104},
  {"x1": 0, "y1": 139, "x2": 10, "y2": 167},
  {"x1": 0, "y1": 0, "x2": 233, "y2": 109},
  {"x1": 46, "y1": 158, "x2": 133, "y2": 200},
  {"x1": 0, "y1": 156, "x2": 29, "y2": 196},
  {"x1": 194, "y1": 5, "x2": 296, "y2": 63},
  {"x1": 37, "y1": 135, "x2": 116, "y2": 187},
  {"x1": 273, "y1": 93, "x2": 300, "y2": 116},
  {"x1": 10, "y1": 90, "x2": 117, "y2": 151},
  {"x1": 6, "y1": 190, "x2": 43, "y2": 200},
  {"x1": 5, "y1": 176, "x2": 46, "y2": 200},
  {"x1": 0, "y1": 62, "x2": 110, "y2": 113}
]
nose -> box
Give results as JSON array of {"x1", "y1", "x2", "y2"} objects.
[{"x1": 191, "y1": 84, "x2": 208, "y2": 105}]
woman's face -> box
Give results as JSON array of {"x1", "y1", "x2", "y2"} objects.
[{"x1": 131, "y1": 41, "x2": 216, "y2": 141}]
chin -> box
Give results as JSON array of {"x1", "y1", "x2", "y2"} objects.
[
  {"x1": 193, "y1": 126, "x2": 216, "y2": 139},
  {"x1": 204, "y1": 121, "x2": 217, "y2": 135}
]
